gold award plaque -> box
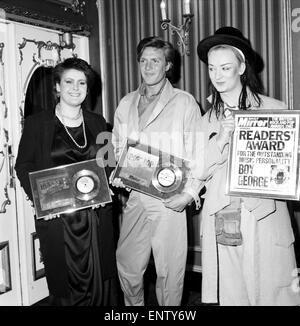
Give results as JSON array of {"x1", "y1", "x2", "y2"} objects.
[
  {"x1": 29, "y1": 158, "x2": 112, "y2": 219},
  {"x1": 112, "y1": 139, "x2": 190, "y2": 200}
]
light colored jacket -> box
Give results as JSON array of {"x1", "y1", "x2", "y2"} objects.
[
  {"x1": 112, "y1": 79, "x2": 203, "y2": 203},
  {"x1": 199, "y1": 94, "x2": 297, "y2": 304}
]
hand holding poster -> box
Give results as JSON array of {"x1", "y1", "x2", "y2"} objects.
[{"x1": 226, "y1": 110, "x2": 300, "y2": 200}]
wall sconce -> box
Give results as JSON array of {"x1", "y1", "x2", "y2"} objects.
[
  {"x1": 18, "y1": 31, "x2": 80, "y2": 66},
  {"x1": 160, "y1": 0, "x2": 194, "y2": 56},
  {"x1": 59, "y1": 31, "x2": 76, "y2": 49}
]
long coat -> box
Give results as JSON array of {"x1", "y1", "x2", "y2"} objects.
[
  {"x1": 199, "y1": 94, "x2": 300, "y2": 305},
  {"x1": 15, "y1": 109, "x2": 117, "y2": 297}
]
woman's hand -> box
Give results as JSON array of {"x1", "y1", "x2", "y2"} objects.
[
  {"x1": 92, "y1": 203, "x2": 106, "y2": 209},
  {"x1": 109, "y1": 170, "x2": 131, "y2": 192},
  {"x1": 43, "y1": 213, "x2": 60, "y2": 221},
  {"x1": 163, "y1": 192, "x2": 193, "y2": 212},
  {"x1": 216, "y1": 110, "x2": 235, "y2": 151}
]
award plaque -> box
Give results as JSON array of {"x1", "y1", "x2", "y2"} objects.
[
  {"x1": 112, "y1": 139, "x2": 191, "y2": 199},
  {"x1": 29, "y1": 158, "x2": 112, "y2": 219},
  {"x1": 226, "y1": 110, "x2": 300, "y2": 200}
]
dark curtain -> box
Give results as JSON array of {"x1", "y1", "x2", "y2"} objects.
[
  {"x1": 24, "y1": 67, "x2": 55, "y2": 118},
  {"x1": 97, "y1": 0, "x2": 293, "y2": 255},
  {"x1": 98, "y1": 0, "x2": 288, "y2": 124}
]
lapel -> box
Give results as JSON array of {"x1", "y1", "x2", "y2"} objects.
[
  {"x1": 128, "y1": 91, "x2": 140, "y2": 136},
  {"x1": 42, "y1": 110, "x2": 56, "y2": 168},
  {"x1": 142, "y1": 79, "x2": 174, "y2": 129}
]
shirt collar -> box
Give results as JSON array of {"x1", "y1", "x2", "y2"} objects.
[{"x1": 138, "y1": 78, "x2": 167, "y2": 97}]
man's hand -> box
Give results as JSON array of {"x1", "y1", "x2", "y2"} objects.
[
  {"x1": 109, "y1": 171, "x2": 131, "y2": 193},
  {"x1": 163, "y1": 192, "x2": 193, "y2": 212}
]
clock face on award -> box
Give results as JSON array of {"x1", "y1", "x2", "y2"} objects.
[
  {"x1": 76, "y1": 176, "x2": 95, "y2": 193},
  {"x1": 72, "y1": 169, "x2": 100, "y2": 201},
  {"x1": 157, "y1": 168, "x2": 176, "y2": 187},
  {"x1": 152, "y1": 163, "x2": 183, "y2": 194}
]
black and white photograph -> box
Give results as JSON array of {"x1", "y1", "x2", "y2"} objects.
[{"x1": 0, "y1": 0, "x2": 300, "y2": 310}]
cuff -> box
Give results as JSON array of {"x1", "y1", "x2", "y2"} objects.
[{"x1": 183, "y1": 189, "x2": 201, "y2": 210}]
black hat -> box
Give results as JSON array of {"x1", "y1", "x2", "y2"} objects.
[{"x1": 197, "y1": 26, "x2": 264, "y2": 73}]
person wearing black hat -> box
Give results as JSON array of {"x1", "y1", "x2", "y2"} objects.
[{"x1": 196, "y1": 27, "x2": 300, "y2": 306}]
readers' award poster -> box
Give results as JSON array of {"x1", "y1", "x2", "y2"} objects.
[{"x1": 226, "y1": 110, "x2": 300, "y2": 200}]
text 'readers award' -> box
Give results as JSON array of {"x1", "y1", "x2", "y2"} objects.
[{"x1": 226, "y1": 110, "x2": 300, "y2": 200}]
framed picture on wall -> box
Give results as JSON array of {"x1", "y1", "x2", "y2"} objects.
[
  {"x1": 0, "y1": 241, "x2": 12, "y2": 294},
  {"x1": 31, "y1": 233, "x2": 45, "y2": 281},
  {"x1": 226, "y1": 110, "x2": 300, "y2": 200}
]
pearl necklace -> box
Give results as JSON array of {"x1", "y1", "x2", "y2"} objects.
[
  {"x1": 56, "y1": 103, "x2": 83, "y2": 120},
  {"x1": 56, "y1": 107, "x2": 87, "y2": 149},
  {"x1": 60, "y1": 110, "x2": 82, "y2": 121}
]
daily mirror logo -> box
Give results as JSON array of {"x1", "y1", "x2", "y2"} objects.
[{"x1": 237, "y1": 117, "x2": 269, "y2": 128}]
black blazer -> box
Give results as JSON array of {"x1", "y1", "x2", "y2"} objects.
[{"x1": 15, "y1": 109, "x2": 117, "y2": 297}]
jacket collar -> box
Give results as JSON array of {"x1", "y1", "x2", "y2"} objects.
[
  {"x1": 141, "y1": 79, "x2": 174, "y2": 129},
  {"x1": 127, "y1": 79, "x2": 175, "y2": 133}
]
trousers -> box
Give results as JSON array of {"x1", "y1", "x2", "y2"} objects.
[{"x1": 116, "y1": 191, "x2": 187, "y2": 306}]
